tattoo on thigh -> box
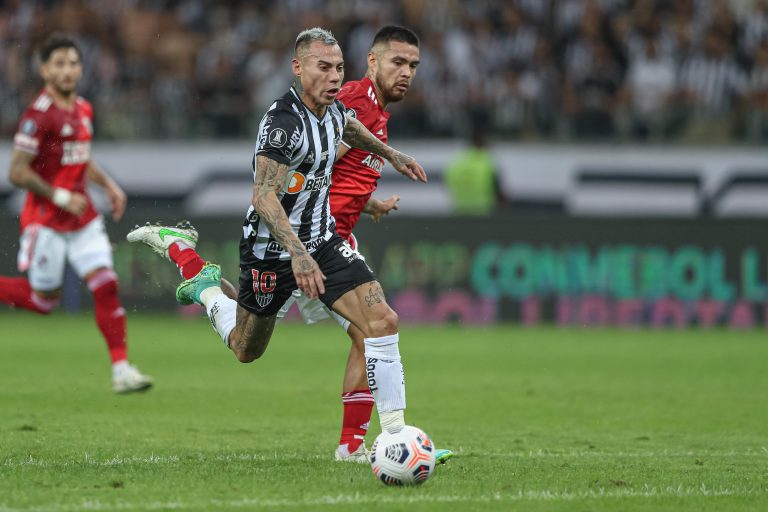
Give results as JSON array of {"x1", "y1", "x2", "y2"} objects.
[{"x1": 364, "y1": 284, "x2": 385, "y2": 308}]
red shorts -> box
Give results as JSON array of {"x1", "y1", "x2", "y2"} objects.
[{"x1": 330, "y1": 192, "x2": 371, "y2": 240}]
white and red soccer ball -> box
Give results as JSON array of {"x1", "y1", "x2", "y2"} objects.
[{"x1": 370, "y1": 425, "x2": 436, "y2": 486}]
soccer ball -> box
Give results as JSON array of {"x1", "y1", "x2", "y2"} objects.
[{"x1": 370, "y1": 425, "x2": 436, "y2": 486}]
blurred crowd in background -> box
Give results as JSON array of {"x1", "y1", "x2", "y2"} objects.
[{"x1": 1, "y1": 0, "x2": 767, "y2": 143}]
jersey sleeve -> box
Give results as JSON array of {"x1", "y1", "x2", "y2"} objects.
[
  {"x1": 13, "y1": 110, "x2": 47, "y2": 155},
  {"x1": 254, "y1": 108, "x2": 303, "y2": 165},
  {"x1": 338, "y1": 85, "x2": 375, "y2": 148}
]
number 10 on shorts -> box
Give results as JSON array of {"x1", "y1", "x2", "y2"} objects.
[{"x1": 251, "y1": 270, "x2": 277, "y2": 294}]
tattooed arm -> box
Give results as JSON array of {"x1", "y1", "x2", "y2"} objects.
[
  {"x1": 8, "y1": 149, "x2": 88, "y2": 216},
  {"x1": 342, "y1": 116, "x2": 427, "y2": 183},
  {"x1": 252, "y1": 155, "x2": 326, "y2": 298}
]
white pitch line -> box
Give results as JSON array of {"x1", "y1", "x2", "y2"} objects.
[
  {"x1": 4, "y1": 449, "x2": 766, "y2": 469},
  {"x1": 0, "y1": 486, "x2": 766, "y2": 512}
]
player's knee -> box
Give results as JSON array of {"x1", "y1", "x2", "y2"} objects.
[
  {"x1": 31, "y1": 291, "x2": 61, "y2": 314},
  {"x1": 235, "y1": 347, "x2": 265, "y2": 363},
  {"x1": 369, "y1": 307, "x2": 399, "y2": 337},
  {"x1": 229, "y1": 332, "x2": 268, "y2": 363}
]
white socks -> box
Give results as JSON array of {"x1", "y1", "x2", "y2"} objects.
[
  {"x1": 364, "y1": 333, "x2": 406, "y2": 432},
  {"x1": 200, "y1": 287, "x2": 237, "y2": 347},
  {"x1": 380, "y1": 410, "x2": 405, "y2": 434}
]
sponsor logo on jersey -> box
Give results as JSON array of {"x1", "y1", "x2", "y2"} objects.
[
  {"x1": 268, "y1": 128, "x2": 287, "y2": 147},
  {"x1": 60, "y1": 123, "x2": 74, "y2": 137},
  {"x1": 266, "y1": 237, "x2": 325, "y2": 253},
  {"x1": 361, "y1": 154, "x2": 385, "y2": 173},
  {"x1": 305, "y1": 151, "x2": 315, "y2": 164},
  {"x1": 285, "y1": 172, "x2": 331, "y2": 194},
  {"x1": 288, "y1": 125, "x2": 302, "y2": 151},
  {"x1": 376, "y1": 128, "x2": 384, "y2": 136},
  {"x1": 286, "y1": 171, "x2": 305, "y2": 194},
  {"x1": 61, "y1": 141, "x2": 91, "y2": 165}
]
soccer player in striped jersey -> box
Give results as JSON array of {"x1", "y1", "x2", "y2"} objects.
[
  {"x1": 129, "y1": 28, "x2": 433, "y2": 456},
  {"x1": 0, "y1": 35, "x2": 152, "y2": 393},
  {"x1": 278, "y1": 26, "x2": 451, "y2": 464}
]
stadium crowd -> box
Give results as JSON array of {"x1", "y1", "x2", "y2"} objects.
[{"x1": 1, "y1": 0, "x2": 767, "y2": 142}]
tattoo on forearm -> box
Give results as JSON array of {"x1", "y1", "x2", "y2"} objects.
[
  {"x1": 342, "y1": 117, "x2": 392, "y2": 159},
  {"x1": 253, "y1": 156, "x2": 307, "y2": 257},
  {"x1": 364, "y1": 283, "x2": 385, "y2": 308}
]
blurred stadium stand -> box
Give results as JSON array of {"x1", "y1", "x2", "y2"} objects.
[
  {"x1": 1, "y1": 0, "x2": 767, "y2": 143},
  {"x1": 1, "y1": 0, "x2": 768, "y2": 219}
]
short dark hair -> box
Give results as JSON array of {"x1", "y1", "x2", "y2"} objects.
[
  {"x1": 39, "y1": 35, "x2": 81, "y2": 63},
  {"x1": 371, "y1": 25, "x2": 419, "y2": 48}
]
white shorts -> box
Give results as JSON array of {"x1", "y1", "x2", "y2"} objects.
[
  {"x1": 17, "y1": 216, "x2": 114, "y2": 291},
  {"x1": 277, "y1": 289, "x2": 351, "y2": 331}
]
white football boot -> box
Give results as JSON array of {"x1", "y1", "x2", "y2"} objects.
[
  {"x1": 126, "y1": 221, "x2": 198, "y2": 261},
  {"x1": 334, "y1": 442, "x2": 370, "y2": 463},
  {"x1": 112, "y1": 363, "x2": 154, "y2": 394}
]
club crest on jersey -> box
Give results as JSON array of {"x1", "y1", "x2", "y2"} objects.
[
  {"x1": 254, "y1": 292, "x2": 274, "y2": 308},
  {"x1": 268, "y1": 128, "x2": 287, "y2": 147},
  {"x1": 21, "y1": 119, "x2": 36, "y2": 135}
]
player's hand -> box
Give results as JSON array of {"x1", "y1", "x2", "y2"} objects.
[
  {"x1": 64, "y1": 192, "x2": 89, "y2": 217},
  {"x1": 368, "y1": 195, "x2": 400, "y2": 223},
  {"x1": 106, "y1": 183, "x2": 127, "y2": 221},
  {"x1": 292, "y1": 252, "x2": 326, "y2": 299},
  {"x1": 389, "y1": 151, "x2": 427, "y2": 183}
]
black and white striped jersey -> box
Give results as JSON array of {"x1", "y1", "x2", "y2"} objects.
[{"x1": 243, "y1": 86, "x2": 348, "y2": 261}]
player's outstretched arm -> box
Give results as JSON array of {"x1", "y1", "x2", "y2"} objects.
[
  {"x1": 8, "y1": 149, "x2": 87, "y2": 216},
  {"x1": 86, "y1": 161, "x2": 126, "y2": 221},
  {"x1": 252, "y1": 155, "x2": 326, "y2": 299},
  {"x1": 364, "y1": 195, "x2": 400, "y2": 223},
  {"x1": 342, "y1": 116, "x2": 427, "y2": 183}
]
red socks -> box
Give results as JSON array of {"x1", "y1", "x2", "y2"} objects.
[
  {"x1": 340, "y1": 389, "x2": 374, "y2": 452},
  {"x1": 87, "y1": 269, "x2": 127, "y2": 364},
  {"x1": 168, "y1": 242, "x2": 205, "y2": 279},
  {"x1": 0, "y1": 276, "x2": 58, "y2": 314}
]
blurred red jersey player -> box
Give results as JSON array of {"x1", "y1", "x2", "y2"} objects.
[{"x1": 0, "y1": 35, "x2": 152, "y2": 393}]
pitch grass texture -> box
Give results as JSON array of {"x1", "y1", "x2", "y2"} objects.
[{"x1": 1, "y1": 313, "x2": 767, "y2": 512}]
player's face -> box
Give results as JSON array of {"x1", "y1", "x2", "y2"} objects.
[
  {"x1": 371, "y1": 41, "x2": 420, "y2": 104},
  {"x1": 40, "y1": 48, "x2": 82, "y2": 96},
  {"x1": 293, "y1": 42, "x2": 345, "y2": 113}
]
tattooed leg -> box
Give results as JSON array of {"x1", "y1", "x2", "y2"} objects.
[
  {"x1": 332, "y1": 280, "x2": 406, "y2": 431},
  {"x1": 227, "y1": 305, "x2": 278, "y2": 363},
  {"x1": 331, "y1": 281, "x2": 397, "y2": 338}
]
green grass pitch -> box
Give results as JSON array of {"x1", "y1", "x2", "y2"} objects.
[{"x1": 1, "y1": 312, "x2": 767, "y2": 511}]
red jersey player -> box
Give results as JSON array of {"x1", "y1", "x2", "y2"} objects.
[{"x1": 0, "y1": 35, "x2": 152, "y2": 393}]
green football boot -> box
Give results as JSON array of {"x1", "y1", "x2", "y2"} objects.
[
  {"x1": 175, "y1": 262, "x2": 222, "y2": 306},
  {"x1": 435, "y1": 448, "x2": 454, "y2": 465}
]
